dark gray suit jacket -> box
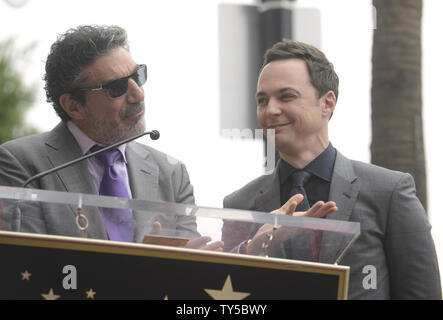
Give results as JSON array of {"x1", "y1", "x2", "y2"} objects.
[
  {"x1": 222, "y1": 151, "x2": 441, "y2": 299},
  {"x1": 0, "y1": 122, "x2": 198, "y2": 242}
]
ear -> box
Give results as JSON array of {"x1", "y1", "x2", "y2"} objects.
[
  {"x1": 59, "y1": 93, "x2": 87, "y2": 121},
  {"x1": 321, "y1": 91, "x2": 336, "y2": 119}
]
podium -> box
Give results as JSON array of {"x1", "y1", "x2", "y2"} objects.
[{"x1": 0, "y1": 186, "x2": 360, "y2": 300}]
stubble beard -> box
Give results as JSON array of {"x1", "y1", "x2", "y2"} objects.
[{"x1": 87, "y1": 102, "x2": 146, "y2": 145}]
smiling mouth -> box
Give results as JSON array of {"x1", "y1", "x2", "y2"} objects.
[{"x1": 267, "y1": 122, "x2": 292, "y2": 129}]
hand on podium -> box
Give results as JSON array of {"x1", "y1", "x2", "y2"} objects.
[
  {"x1": 150, "y1": 221, "x2": 224, "y2": 251},
  {"x1": 245, "y1": 194, "x2": 338, "y2": 256}
]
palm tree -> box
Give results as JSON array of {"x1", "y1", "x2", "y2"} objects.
[{"x1": 371, "y1": 0, "x2": 426, "y2": 210}]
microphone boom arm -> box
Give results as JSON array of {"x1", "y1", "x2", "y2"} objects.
[{"x1": 21, "y1": 130, "x2": 159, "y2": 188}]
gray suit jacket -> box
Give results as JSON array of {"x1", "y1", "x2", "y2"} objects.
[
  {"x1": 222, "y1": 151, "x2": 441, "y2": 299},
  {"x1": 0, "y1": 122, "x2": 198, "y2": 242}
]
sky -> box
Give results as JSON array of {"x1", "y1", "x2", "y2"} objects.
[{"x1": 1, "y1": 0, "x2": 442, "y2": 284}]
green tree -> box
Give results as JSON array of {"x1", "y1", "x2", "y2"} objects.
[{"x1": 0, "y1": 38, "x2": 38, "y2": 144}]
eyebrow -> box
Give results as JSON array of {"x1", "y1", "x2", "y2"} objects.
[{"x1": 256, "y1": 87, "x2": 301, "y2": 98}]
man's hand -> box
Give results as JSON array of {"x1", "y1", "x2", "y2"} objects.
[
  {"x1": 271, "y1": 193, "x2": 337, "y2": 217},
  {"x1": 246, "y1": 194, "x2": 337, "y2": 255},
  {"x1": 186, "y1": 236, "x2": 224, "y2": 251},
  {"x1": 151, "y1": 221, "x2": 224, "y2": 251}
]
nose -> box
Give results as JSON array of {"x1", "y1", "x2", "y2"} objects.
[
  {"x1": 126, "y1": 78, "x2": 145, "y2": 103},
  {"x1": 258, "y1": 97, "x2": 283, "y2": 129},
  {"x1": 266, "y1": 97, "x2": 283, "y2": 116}
]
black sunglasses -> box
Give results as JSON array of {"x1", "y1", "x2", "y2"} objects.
[{"x1": 76, "y1": 64, "x2": 147, "y2": 98}]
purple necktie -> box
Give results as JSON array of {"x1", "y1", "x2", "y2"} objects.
[{"x1": 91, "y1": 146, "x2": 134, "y2": 242}]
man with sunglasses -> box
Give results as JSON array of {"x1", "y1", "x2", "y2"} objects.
[{"x1": 0, "y1": 25, "x2": 219, "y2": 249}]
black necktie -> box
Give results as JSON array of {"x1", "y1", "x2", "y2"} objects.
[
  {"x1": 290, "y1": 170, "x2": 321, "y2": 261},
  {"x1": 290, "y1": 170, "x2": 312, "y2": 211}
]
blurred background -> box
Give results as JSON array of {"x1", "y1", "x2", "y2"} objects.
[{"x1": 1, "y1": 0, "x2": 441, "y2": 286}]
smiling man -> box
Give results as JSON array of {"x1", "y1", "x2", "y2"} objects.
[
  {"x1": 222, "y1": 40, "x2": 441, "y2": 299},
  {"x1": 0, "y1": 25, "x2": 205, "y2": 245}
]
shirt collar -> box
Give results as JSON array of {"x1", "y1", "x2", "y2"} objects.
[
  {"x1": 66, "y1": 121, "x2": 127, "y2": 163},
  {"x1": 278, "y1": 142, "x2": 336, "y2": 184}
]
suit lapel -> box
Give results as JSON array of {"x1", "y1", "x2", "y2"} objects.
[
  {"x1": 125, "y1": 142, "x2": 159, "y2": 242},
  {"x1": 321, "y1": 151, "x2": 361, "y2": 263},
  {"x1": 248, "y1": 168, "x2": 281, "y2": 237},
  {"x1": 253, "y1": 169, "x2": 281, "y2": 213},
  {"x1": 44, "y1": 122, "x2": 106, "y2": 239},
  {"x1": 125, "y1": 142, "x2": 159, "y2": 201},
  {"x1": 45, "y1": 123, "x2": 97, "y2": 195},
  {"x1": 327, "y1": 151, "x2": 360, "y2": 221}
]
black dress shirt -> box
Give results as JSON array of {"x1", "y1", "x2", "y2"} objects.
[{"x1": 278, "y1": 142, "x2": 337, "y2": 207}]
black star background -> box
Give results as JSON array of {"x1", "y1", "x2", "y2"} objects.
[{"x1": 0, "y1": 241, "x2": 342, "y2": 300}]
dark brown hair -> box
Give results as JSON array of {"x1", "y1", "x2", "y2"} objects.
[
  {"x1": 44, "y1": 25, "x2": 129, "y2": 121},
  {"x1": 262, "y1": 40, "x2": 339, "y2": 102}
]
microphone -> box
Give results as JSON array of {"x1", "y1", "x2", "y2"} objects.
[
  {"x1": 21, "y1": 130, "x2": 160, "y2": 188},
  {"x1": 12, "y1": 129, "x2": 160, "y2": 232},
  {"x1": 149, "y1": 130, "x2": 160, "y2": 140}
]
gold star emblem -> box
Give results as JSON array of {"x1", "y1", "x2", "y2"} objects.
[
  {"x1": 21, "y1": 270, "x2": 32, "y2": 281},
  {"x1": 204, "y1": 275, "x2": 250, "y2": 300},
  {"x1": 41, "y1": 288, "x2": 61, "y2": 300},
  {"x1": 86, "y1": 288, "x2": 96, "y2": 299}
]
